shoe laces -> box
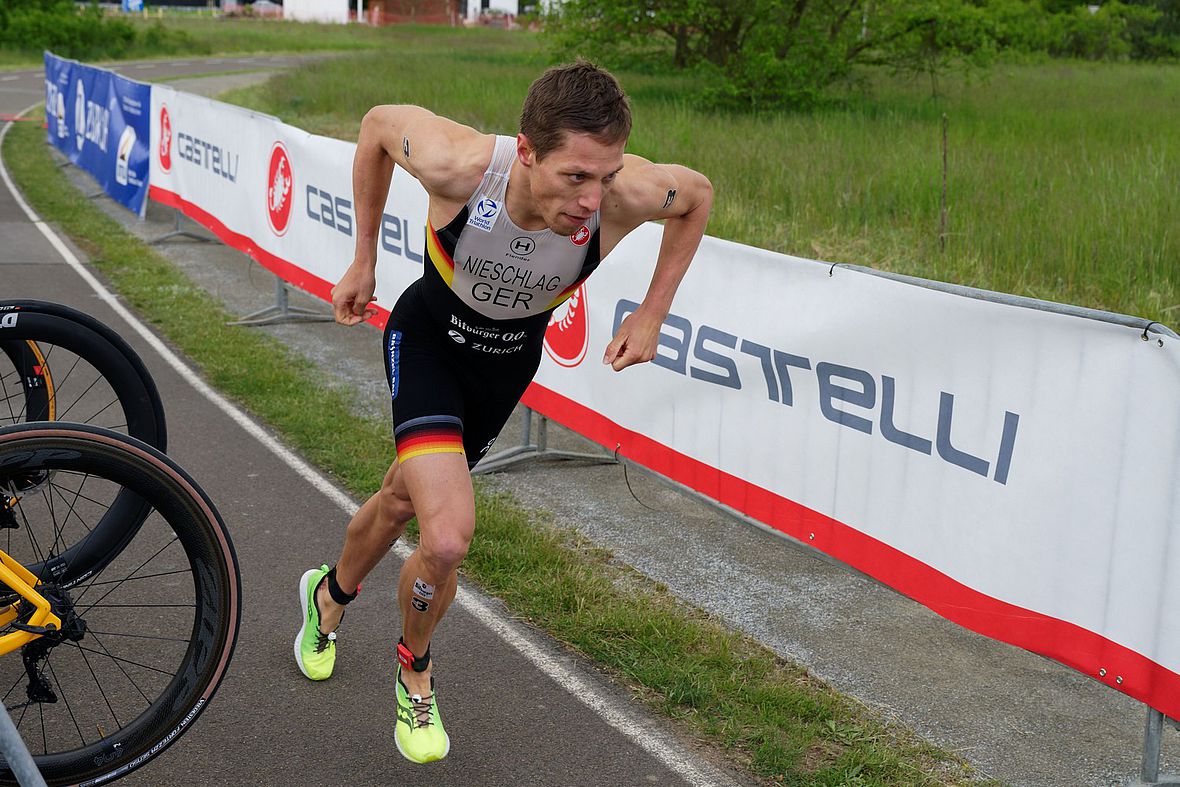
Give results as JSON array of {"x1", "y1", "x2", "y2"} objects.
[
  {"x1": 400, "y1": 685, "x2": 435, "y2": 729},
  {"x1": 314, "y1": 629, "x2": 336, "y2": 654}
]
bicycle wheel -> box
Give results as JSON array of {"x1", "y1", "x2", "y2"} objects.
[
  {"x1": 0, "y1": 301, "x2": 166, "y2": 450},
  {"x1": 0, "y1": 302, "x2": 167, "y2": 585},
  {"x1": 0, "y1": 422, "x2": 240, "y2": 786}
]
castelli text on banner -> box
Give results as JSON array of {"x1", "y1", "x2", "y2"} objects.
[
  {"x1": 44, "y1": 52, "x2": 151, "y2": 216},
  {"x1": 148, "y1": 85, "x2": 427, "y2": 307},
  {"x1": 145, "y1": 84, "x2": 1180, "y2": 718},
  {"x1": 528, "y1": 228, "x2": 1180, "y2": 716}
]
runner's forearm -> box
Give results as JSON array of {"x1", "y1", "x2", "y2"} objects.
[
  {"x1": 352, "y1": 110, "x2": 396, "y2": 266},
  {"x1": 639, "y1": 189, "x2": 713, "y2": 316}
]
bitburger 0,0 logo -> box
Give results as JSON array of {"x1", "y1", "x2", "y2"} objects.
[{"x1": 266, "y1": 141, "x2": 294, "y2": 236}]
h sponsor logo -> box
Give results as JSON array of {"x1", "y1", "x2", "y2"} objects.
[
  {"x1": 510, "y1": 236, "x2": 535, "y2": 256},
  {"x1": 544, "y1": 284, "x2": 589, "y2": 367},
  {"x1": 571, "y1": 225, "x2": 591, "y2": 246},
  {"x1": 158, "y1": 105, "x2": 172, "y2": 173},
  {"x1": 266, "y1": 142, "x2": 294, "y2": 236}
]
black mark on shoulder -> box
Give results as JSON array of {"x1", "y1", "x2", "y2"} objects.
[{"x1": 662, "y1": 188, "x2": 677, "y2": 209}]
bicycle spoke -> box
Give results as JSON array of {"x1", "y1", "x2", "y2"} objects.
[
  {"x1": 51, "y1": 372, "x2": 104, "y2": 424},
  {"x1": 73, "y1": 636, "x2": 125, "y2": 730},
  {"x1": 44, "y1": 475, "x2": 102, "y2": 573},
  {"x1": 61, "y1": 643, "x2": 177, "y2": 677},
  {"x1": 1, "y1": 669, "x2": 25, "y2": 706},
  {"x1": 45, "y1": 657, "x2": 87, "y2": 749},
  {"x1": 74, "y1": 535, "x2": 181, "y2": 611},
  {"x1": 84, "y1": 630, "x2": 191, "y2": 645},
  {"x1": 86, "y1": 630, "x2": 155, "y2": 707},
  {"x1": 78, "y1": 603, "x2": 196, "y2": 610},
  {"x1": 83, "y1": 568, "x2": 192, "y2": 586}
]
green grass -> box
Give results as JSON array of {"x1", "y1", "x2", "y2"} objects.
[
  {"x1": 222, "y1": 41, "x2": 1180, "y2": 329},
  {"x1": 4, "y1": 112, "x2": 992, "y2": 786}
]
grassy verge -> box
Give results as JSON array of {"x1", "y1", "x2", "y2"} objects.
[
  {"x1": 4, "y1": 114, "x2": 991, "y2": 786},
  {"x1": 222, "y1": 43, "x2": 1179, "y2": 329}
]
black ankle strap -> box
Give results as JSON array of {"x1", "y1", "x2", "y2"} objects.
[
  {"x1": 326, "y1": 566, "x2": 359, "y2": 606},
  {"x1": 397, "y1": 638, "x2": 431, "y2": 672}
]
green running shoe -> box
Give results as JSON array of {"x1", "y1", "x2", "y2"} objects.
[
  {"x1": 394, "y1": 666, "x2": 450, "y2": 763},
  {"x1": 294, "y1": 565, "x2": 336, "y2": 680}
]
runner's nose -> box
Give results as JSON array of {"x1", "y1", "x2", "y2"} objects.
[{"x1": 578, "y1": 183, "x2": 603, "y2": 213}]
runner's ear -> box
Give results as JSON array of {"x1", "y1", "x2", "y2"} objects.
[{"x1": 516, "y1": 133, "x2": 536, "y2": 168}]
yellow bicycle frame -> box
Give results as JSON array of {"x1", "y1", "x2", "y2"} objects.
[{"x1": 0, "y1": 548, "x2": 62, "y2": 656}]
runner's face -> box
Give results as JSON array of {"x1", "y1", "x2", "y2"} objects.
[{"x1": 523, "y1": 132, "x2": 625, "y2": 236}]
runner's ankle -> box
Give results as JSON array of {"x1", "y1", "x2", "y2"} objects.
[{"x1": 314, "y1": 580, "x2": 344, "y2": 632}]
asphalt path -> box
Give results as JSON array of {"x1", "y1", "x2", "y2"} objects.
[{"x1": 0, "y1": 57, "x2": 751, "y2": 787}]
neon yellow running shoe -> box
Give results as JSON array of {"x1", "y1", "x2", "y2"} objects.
[
  {"x1": 294, "y1": 565, "x2": 336, "y2": 680},
  {"x1": 394, "y1": 666, "x2": 450, "y2": 763}
]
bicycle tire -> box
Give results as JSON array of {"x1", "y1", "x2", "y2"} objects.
[
  {"x1": 0, "y1": 302, "x2": 167, "y2": 586},
  {"x1": 0, "y1": 422, "x2": 240, "y2": 786},
  {"x1": 0, "y1": 301, "x2": 166, "y2": 450}
]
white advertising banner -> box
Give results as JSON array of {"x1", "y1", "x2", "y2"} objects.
[
  {"x1": 283, "y1": 0, "x2": 350, "y2": 23},
  {"x1": 147, "y1": 87, "x2": 1180, "y2": 719},
  {"x1": 149, "y1": 85, "x2": 426, "y2": 307}
]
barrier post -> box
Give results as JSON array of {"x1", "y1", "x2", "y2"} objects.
[
  {"x1": 1134, "y1": 707, "x2": 1180, "y2": 786},
  {"x1": 151, "y1": 207, "x2": 215, "y2": 245},
  {"x1": 228, "y1": 276, "x2": 333, "y2": 327},
  {"x1": 472, "y1": 407, "x2": 616, "y2": 475},
  {"x1": 0, "y1": 701, "x2": 47, "y2": 787}
]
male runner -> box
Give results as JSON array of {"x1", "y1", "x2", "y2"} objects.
[{"x1": 295, "y1": 60, "x2": 712, "y2": 764}]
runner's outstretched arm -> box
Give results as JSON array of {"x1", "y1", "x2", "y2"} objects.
[
  {"x1": 602, "y1": 159, "x2": 713, "y2": 371},
  {"x1": 331, "y1": 105, "x2": 486, "y2": 325}
]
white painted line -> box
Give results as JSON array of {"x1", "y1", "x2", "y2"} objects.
[
  {"x1": 0, "y1": 107, "x2": 743, "y2": 787},
  {"x1": 0, "y1": 76, "x2": 18, "y2": 83},
  {"x1": 134, "y1": 64, "x2": 156, "y2": 70}
]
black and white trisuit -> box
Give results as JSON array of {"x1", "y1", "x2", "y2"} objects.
[{"x1": 383, "y1": 135, "x2": 602, "y2": 467}]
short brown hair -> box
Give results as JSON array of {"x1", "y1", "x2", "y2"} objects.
[{"x1": 519, "y1": 60, "x2": 632, "y2": 160}]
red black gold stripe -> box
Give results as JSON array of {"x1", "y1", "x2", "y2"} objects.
[
  {"x1": 426, "y1": 223, "x2": 456, "y2": 287},
  {"x1": 396, "y1": 426, "x2": 465, "y2": 463}
]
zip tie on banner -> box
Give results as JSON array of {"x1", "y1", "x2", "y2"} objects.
[
  {"x1": 829, "y1": 262, "x2": 839, "y2": 277},
  {"x1": 613, "y1": 443, "x2": 663, "y2": 513},
  {"x1": 1142, "y1": 321, "x2": 1159, "y2": 341}
]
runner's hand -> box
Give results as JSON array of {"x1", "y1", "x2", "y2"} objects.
[
  {"x1": 331, "y1": 264, "x2": 378, "y2": 326},
  {"x1": 603, "y1": 308, "x2": 662, "y2": 371}
]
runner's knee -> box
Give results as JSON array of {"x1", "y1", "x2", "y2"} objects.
[{"x1": 418, "y1": 526, "x2": 472, "y2": 575}]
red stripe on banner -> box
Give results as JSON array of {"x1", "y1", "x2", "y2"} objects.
[
  {"x1": 518, "y1": 382, "x2": 1180, "y2": 720},
  {"x1": 149, "y1": 185, "x2": 1180, "y2": 718},
  {"x1": 149, "y1": 186, "x2": 391, "y2": 328}
]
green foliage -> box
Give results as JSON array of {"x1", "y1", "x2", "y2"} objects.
[
  {"x1": 0, "y1": 1, "x2": 202, "y2": 61},
  {"x1": 545, "y1": 0, "x2": 1180, "y2": 109}
]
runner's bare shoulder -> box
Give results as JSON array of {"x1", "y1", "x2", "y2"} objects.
[{"x1": 365, "y1": 106, "x2": 493, "y2": 204}]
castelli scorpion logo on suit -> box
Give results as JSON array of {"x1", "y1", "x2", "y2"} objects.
[{"x1": 266, "y1": 142, "x2": 294, "y2": 236}]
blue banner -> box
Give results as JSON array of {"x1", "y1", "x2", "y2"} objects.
[
  {"x1": 44, "y1": 52, "x2": 151, "y2": 216},
  {"x1": 122, "y1": 0, "x2": 144, "y2": 11}
]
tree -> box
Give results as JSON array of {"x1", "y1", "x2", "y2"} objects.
[{"x1": 546, "y1": 0, "x2": 998, "y2": 107}]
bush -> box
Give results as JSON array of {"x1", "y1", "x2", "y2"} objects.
[
  {"x1": 0, "y1": 1, "x2": 200, "y2": 61},
  {"x1": 545, "y1": 0, "x2": 1180, "y2": 110}
]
